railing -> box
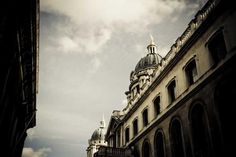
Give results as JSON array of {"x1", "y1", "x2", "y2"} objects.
[{"x1": 94, "y1": 146, "x2": 132, "y2": 157}]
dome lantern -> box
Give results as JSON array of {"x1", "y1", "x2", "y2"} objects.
[
  {"x1": 134, "y1": 36, "x2": 162, "y2": 73},
  {"x1": 147, "y1": 34, "x2": 157, "y2": 54},
  {"x1": 100, "y1": 114, "x2": 105, "y2": 128}
]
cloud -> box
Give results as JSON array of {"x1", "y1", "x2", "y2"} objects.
[
  {"x1": 41, "y1": 0, "x2": 198, "y2": 55},
  {"x1": 41, "y1": 12, "x2": 112, "y2": 55},
  {"x1": 58, "y1": 36, "x2": 79, "y2": 53},
  {"x1": 41, "y1": 0, "x2": 187, "y2": 26},
  {"x1": 22, "y1": 147, "x2": 51, "y2": 157},
  {"x1": 26, "y1": 129, "x2": 38, "y2": 141}
]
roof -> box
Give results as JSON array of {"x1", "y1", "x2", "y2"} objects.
[{"x1": 135, "y1": 53, "x2": 162, "y2": 73}]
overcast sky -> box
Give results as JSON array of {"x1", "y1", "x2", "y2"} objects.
[{"x1": 22, "y1": 0, "x2": 206, "y2": 157}]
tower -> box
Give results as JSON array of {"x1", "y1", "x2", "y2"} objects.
[
  {"x1": 86, "y1": 116, "x2": 107, "y2": 157},
  {"x1": 125, "y1": 35, "x2": 163, "y2": 107}
]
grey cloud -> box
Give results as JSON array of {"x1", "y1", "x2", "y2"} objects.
[
  {"x1": 41, "y1": 0, "x2": 199, "y2": 55},
  {"x1": 22, "y1": 147, "x2": 51, "y2": 157},
  {"x1": 41, "y1": 11, "x2": 112, "y2": 55}
]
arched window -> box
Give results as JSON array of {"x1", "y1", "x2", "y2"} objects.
[
  {"x1": 154, "y1": 96, "x2": 161, "y2": 117},
  {"x1": 185, "y1": 59, "x2": 197, "y2": 86},
  {"x1": 142, "y1": 108, "x2": 148, "y2": 127},
  {"x1": 142, "y1": 140, "x2": 151, "y2": 157},
  {"x1": 133, "y1": 118, "x2": 138, "y2": 136},
  {"x1": 207, "y1": 28, "x2": 227, "y2": 67},
  {"x1": 190, "y1": 104, "x2": 210, "y2": 157},
  {"x1": 167, "y1": 80, "x2": 176, "y2": 104},
  {"x1": 137, "y1": 85, "x2": 140, "y2": 94},
  {"x1": 125, "y1": 127, "x2": 130, "y2": 144},
  {"x1": 170, "y1": 119, "x2": 185, "y2": 157},
  {"x1": 133, "y1": 145, "x2": 140, "y2": 157},
  {"x1": 155, "y1": 131, "x2": 165, "y2": 157},
  {"x1": 215, "y1": 79, "x2": 236, "y2": 156}
]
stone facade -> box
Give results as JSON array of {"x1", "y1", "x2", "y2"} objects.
[
  {"x1": 0, "y1": 0, "x2": 39, "y2": 156},
  {"x1": 95, "y1": 0, "x2": 236, "y2": 157}
]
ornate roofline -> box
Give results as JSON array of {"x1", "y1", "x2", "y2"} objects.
[{"x1": 122, "y1": 0, "x2": 219, "y2": 121}]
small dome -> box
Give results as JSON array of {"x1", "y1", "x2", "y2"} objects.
[
  {"x1": 135, "y1": 53, "x2": 162, "y2": 72},
  {"x1": 90, "y1": 116, "x2": 106, "y2": 141},
  {"x1": 91, "y1": 127, "x2": 106, "y2": 141}
]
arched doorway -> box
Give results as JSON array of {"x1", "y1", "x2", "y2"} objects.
[
  {"x1": 170, "y1": 118, "x2": 185, "y2": 157},
  {"x1": 155, "y1": 130, "x2": 165, "y2": 157},
  {"x1": 142, "y1": 139, "x2": 151, "y2": 157},
  {"x1": 215, "y1": 78, "x2": 236, "y2": 156},
  {"x1": 190, "y1": 104, "x2": 210, "y2": 157}
]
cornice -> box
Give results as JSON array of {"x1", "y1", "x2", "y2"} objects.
[{"x1": 122, "y1": 0, "x2": 221, "y2": 122}]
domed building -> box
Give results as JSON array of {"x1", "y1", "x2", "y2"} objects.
[
  {"x1": 125, "y1": 36, "x2": 162, "y2": 109},
  {"x1": 87, "y1": 117, "x2": 107, "y2": 157},
  {"x1": 92, "y1": 0, "x2": 236, "y2": 157},
  {"x1": 134, "y1": 36, "x2": 162, "y2": 73}
]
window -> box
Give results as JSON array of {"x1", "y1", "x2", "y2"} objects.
[
  {"x1": 133, "y1": 119, "x2": 138, "y2": 136},
  {"x1": 142, "y1": 108, "x2": 148, "y2": 127},
  {"x1": 215, "y1": 78, "x2": 236, "y2": 156},
  {"x1": 154, "y1": 96, "x2": 161, "y2": 117},
  {"x1": 137, "y1": 85, "x2": 140, "y2": 94},
  {"x1": 133, "y1": 146, "x2": 140, "y2": 157},
  {"x1": 125, "y1": 127, "x2": 130, "y2": 144},
  {"x1": 112, "y1": 135, "x2": 116, "y2": 147},
  {"x1": 190, "y1": 104, "x2": 210, "y2": 157},
  {"x1": 208, "y1": 30, "x2": 227, "y2": 66},
  {"x1": 167, "y1": 80, "x2": 176, "y2": 104},
  {"x1": 170, "y1": 119, "x2": 185, "y2": 157},
  {"x1": 185, "y1": 59, "x2": 197, "y2": 86},
  {"x1": 142, "y1": 140, "x2": 151, "y2": 157},
  {"x1": 117, "y1": 129, "x2": 121, "y2": 147},
  {"x1": 155, "y1": 131, "x2": 165, "y2": 157}
]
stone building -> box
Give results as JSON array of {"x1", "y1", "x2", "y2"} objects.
[
  {"x1": 87, "y1": 117, "x2": 108, "y2": 157},
  {"x1": 0, "y1": 0, "x2": 39, "y2": 156},
  {"x1": 91, "y1": 0, "x2": 236, "y2": 156}
]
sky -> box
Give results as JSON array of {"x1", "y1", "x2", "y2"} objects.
[{"x1": 22, "y1": 0, "x2": 206, "y2": 157}]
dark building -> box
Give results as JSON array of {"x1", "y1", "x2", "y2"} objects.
[
  {"x1": 0, "y1": 0, "x2": 39, "y2": 156},
  {"x1": 93, "y1": 0, "x2": 236, "y2": 156}
]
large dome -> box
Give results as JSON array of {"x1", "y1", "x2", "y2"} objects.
[
  {"x1": 135, "y1": 53, "x2": 162, "y2": 73},
  {"x1": 91, "y1": 127, "x2": 106, "y2": 141}
]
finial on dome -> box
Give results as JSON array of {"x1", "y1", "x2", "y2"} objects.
[
  {"x1": 150, "y1": 34, "x2": 155, "y2": 45},
  {"x1": 100, "y1": 114, "x2": 106, "y2": 128}
]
